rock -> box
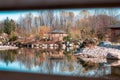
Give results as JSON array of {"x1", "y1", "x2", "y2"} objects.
[
  {"x1": 0, "y1": 46, "x2": 18, "y2": 50},
  {"x1": 107, "y1": 53, "x2": 120, "y2": 60},
  {"x1": 107, "y1": 60, "x2": 120, "y2": 66},
  {"x1": 98, "y1": 41, "x2": 111, "y2": 47},
  {"x1": 74, "y1": 46, "x2": 120, "y2": 60}
]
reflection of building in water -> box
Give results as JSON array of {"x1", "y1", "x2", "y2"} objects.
[
  {"x1": 48, "y1": 30, "x2": 68, "y2": 41},
  {"x1": 17, "y1": 48, "x2": 65, "y2": 69},
  {"x1": 49, "y1": 50, "x2": 64, "y2": 59}
]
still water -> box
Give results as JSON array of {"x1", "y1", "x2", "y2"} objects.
[{"x1": 0, "y1": 48, "x2": 119, "y2": 78}]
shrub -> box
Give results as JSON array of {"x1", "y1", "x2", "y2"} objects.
[
  {"x1": 9, "y1": 35, "x2": 18, "y2": 41},
  {"x1": 63, "y1": 36, "x2": 71, "y2": 42},
  {"x1": 80, "y1": 38, "x2": 98, "y2": 48}
]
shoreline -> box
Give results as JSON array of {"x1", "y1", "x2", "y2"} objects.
[
  {"x1": 74, "y1": 46, "x2": 120, "y2": 60},
  {"x1": 0, "y1": 46, "x2": 18, "y2": 50}
]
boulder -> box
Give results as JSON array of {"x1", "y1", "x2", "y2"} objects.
[
  {"x1": 107, "y1": 53, "x2": 120, "y2": 60},
  {"x1": 98, "y1": 41, "x2": 111, "y2": 47},
  {"x1": 74, "y1": 46, "x2": 120, "y2": 60}
]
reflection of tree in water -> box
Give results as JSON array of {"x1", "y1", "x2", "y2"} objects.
[
  {"x1": 16, "y1": 48, "x2": 65, "y2": 70},
  {"x1": 63, "y1": 47, "x2": 74, "y2": 54},
  {"x1": 16, "y1": 48, "x2": 49, "y2": 70},
  {"x1": 63, "y1": 47, "x2": 76, "y2": 62},
  {"x1": 0, "y1": 49, "x2": 111, "y2": 77},
  {"x1": 39, "y1": 58, "x2": 77, "y2": 74},
  {"x1": 77, "y1": 58, "x2": 110, "y2": 77},
  {"x1": 78, "y1": 58, "x2": 99, "y2": 70},
  {"x1": 60, "y1": 59, "x2": 76, "y2": 72},
  {"x1": 0, "y1": 50, "x2": 18, "y2": 65}
]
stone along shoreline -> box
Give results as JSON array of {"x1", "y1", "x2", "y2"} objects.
[
  {"x1": 0, "y1": 46, "x2": 18, "y2": 50},
  {"x1": 74, "y1": 46, "x2": 120, "y2": 60}
]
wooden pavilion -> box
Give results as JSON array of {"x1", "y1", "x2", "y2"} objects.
[
  {"x1": 109, "y1": 23, "x2": 120, "y2": 42},
  {"x1": 48, "y1": 30, "x2": 68, "y2": 41}
]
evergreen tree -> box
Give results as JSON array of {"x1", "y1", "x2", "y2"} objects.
[{"x1": 4, "y1": 17, "x2": 15, "y2": 35}]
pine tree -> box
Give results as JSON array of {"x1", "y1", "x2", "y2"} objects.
[{"x1": 4, "y1": 17, "x2": 15, "y2": 35}]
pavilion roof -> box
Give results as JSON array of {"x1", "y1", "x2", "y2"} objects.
[
  {"x1": 109, "y1": 23, "x2": 120, "y2": 29},
  {"x1": 48, "y1": 30, "x2": 66, "y2": 34}
]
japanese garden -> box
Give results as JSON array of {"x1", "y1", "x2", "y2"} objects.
[{"x1": 0, "y1": 8, "x2": 120, "y2": 79}]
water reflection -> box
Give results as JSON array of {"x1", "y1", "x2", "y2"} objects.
[{"x1": 0, "y1": 48, "x2": 116, "y2": 77}]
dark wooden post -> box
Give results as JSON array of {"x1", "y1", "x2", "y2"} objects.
[{"x1": 111, "y1": 29, "x2": 116, "y2": 42}]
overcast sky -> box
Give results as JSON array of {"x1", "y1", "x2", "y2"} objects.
[
  {"x1": 0, "y1": 10, "x2": 39, "y2": 21},
  {"x1": 0, "y1": 8, "x2": 119, "y2": 21}
]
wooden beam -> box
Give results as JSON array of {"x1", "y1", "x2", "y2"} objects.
[
  {"x1": 110, "y1": 28, "x2": 120, "y2": 29},
  {"x1": 110, "y1": 29, "x2": 116, "y2": 42},
  {"x1": 0, "y1": 71, "x2": 108, "y2": 80},
  {"x1": 0, "y1": 0, "x2": 120, "y2": 10}
]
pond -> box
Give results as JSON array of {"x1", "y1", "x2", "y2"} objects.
[{"x1": 0, "y1": 48, "x2": 119, "y2": 78}]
